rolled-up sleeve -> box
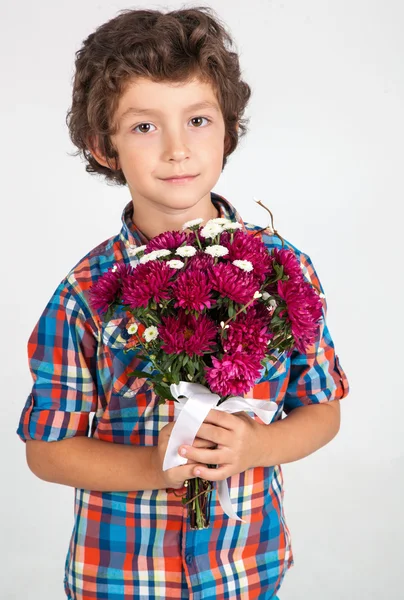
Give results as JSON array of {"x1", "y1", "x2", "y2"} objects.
[
  {"x1": 16, "y1": 281, "x2": 99, "y2": 442},
  {"x1": 283, "y1": 252, "x2": 350, "y2": 416}
]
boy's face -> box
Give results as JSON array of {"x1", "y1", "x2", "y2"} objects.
[{"x1": 95, "y1": 76, "x2": 227, "y2": 215}]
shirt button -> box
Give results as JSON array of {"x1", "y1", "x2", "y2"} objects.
[{"x1": 185, "y1": 554, "x2": 193, "y2": 566}]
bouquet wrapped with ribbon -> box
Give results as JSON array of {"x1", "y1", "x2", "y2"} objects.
[{"x1": 88, "y1": 199, "x2": 324, "y2": 529}]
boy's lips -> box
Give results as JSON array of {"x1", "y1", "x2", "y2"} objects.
[{"x1": 160, "y1": 174, "x2": 199, "y2": 183}]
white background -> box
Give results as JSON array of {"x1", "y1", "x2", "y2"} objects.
[{"x1": 2, "y1": 1, "x2": 403, "y2": 598}]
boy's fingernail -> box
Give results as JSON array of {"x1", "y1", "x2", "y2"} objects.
[
  {"x1": 195, "y1": 469, "x2": 201, "y2": 475},
  {"x1": 179, "y1": 448, "x2": 187, "y2": 455}
]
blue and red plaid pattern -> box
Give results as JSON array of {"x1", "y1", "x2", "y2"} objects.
[{"x1": 17, "y1": 193, "x2": 349, "y2": 599}]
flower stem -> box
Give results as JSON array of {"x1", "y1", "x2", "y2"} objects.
[
  {"x1": 194, "y1": 230, "x2": 203, "y2": 251},
  {"x1": 254, "y1": 198, "x2": 286, "y2": 249},
  {"x1": 183, "y1": 476, "x2": 213, "y2": 529},
  {"x1": 146, "y1": 312, "x2": 160, "y2": 324},
  {"x1": 221, "y1": 296, "x2": 257, "y2": 328},
  {"x1": 182, "y1": 483, "x2": 213, "y2": 507},
  {"x1": 194, "y1": 479, "x2": 203, "y2": 528},
  {"x1": 134, "y1": 332, "x2": 162, "y2": 373}
]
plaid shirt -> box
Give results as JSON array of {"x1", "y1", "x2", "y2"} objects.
[{"x1": 17, "y1": 193, "x2": 349, "y2": 600}]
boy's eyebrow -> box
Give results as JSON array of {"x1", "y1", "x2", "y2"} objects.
[{"x1": 119, "y1": 101, "x2": 220, "y2": 122}]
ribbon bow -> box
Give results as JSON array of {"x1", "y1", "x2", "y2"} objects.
[{"x1": 162, "y1": 381, "x2": 278, "y2": 522}]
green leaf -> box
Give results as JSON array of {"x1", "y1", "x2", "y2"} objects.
[
  {"x1": 188, "y1": 360, "x2": 195, "y2": 377},
  {"x1": 104, "y1": 305, "x2": 116, "y2": 322},
  {"x1": 267, "y1": 354, "x2": 279, "y2": 363},
  {"x1": 170, "y1": 362, "x2": 179, "y2": 382},
  {"x1": 127, "y1": 369, "x2": 149, "y2": 378},
  {"x1": 154, "y1": 383, "x2": 176, "y2": 402},
  {"x1": 133, "y1": 354, "x2": 149, "y2": 361},
  {"x1": 157, "y1": 380, "x2": 170, "y2": 389}
]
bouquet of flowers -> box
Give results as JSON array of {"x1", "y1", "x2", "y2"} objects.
[{"x1": 88, "y1": 201, "x2": 323, "y2": 529}]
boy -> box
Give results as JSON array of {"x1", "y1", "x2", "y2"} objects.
[{"x1": 17, "y1": 6, "x2": 350, "y2": 600}]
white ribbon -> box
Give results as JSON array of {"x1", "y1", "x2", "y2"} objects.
[{"x1": 162, "y1": 381, "x2": 278, "y2": 522}]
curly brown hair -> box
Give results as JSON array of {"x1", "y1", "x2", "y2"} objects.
[{"x1": 65, "y1": 5, "x2": 252, "y2": 186}]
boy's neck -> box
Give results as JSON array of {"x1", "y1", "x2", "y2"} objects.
[{"x1": 130, "y1": 195, "x2": 220, "y2": 240}]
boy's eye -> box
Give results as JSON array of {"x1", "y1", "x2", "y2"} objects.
[
  {"x1": 131, "y1": 116, "x2": 211, "y2": 134},
  {"x1": 132, "y1": 123, "x2": 156, "y2": 134},
  {"x1": 189, "y1": 116, "x2": 210, "y2": 128}
]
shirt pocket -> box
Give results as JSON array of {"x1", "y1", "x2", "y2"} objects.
[
  {"x1": 102, "y1": 316, "x2": 131, "y2": 349},
  {"x1": 101, "y1": 315, "x2": 151, "y2": 400}
]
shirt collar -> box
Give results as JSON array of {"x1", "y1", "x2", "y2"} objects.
[{"x1": 119, "y1": 191, "x2": 246, "y2": 249}]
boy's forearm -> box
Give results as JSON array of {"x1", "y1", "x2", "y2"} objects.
[
  {"x1": 255, "y1": 401, "x2": 341, "y2": 467},
  {"x1": 26, "y1": 437, "x2": 165, "y2": 492}
]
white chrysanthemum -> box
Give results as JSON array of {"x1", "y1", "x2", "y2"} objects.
[
  {"x1": 167, "y1": 259, "x2": 185, "y2": 269},
  {"x1": 200, "y1": 222, "x2": 223, "y2": 238},
  {"x1": 222, "y1": 222, "x2": 243, "y2": 231},
  {"x1": 207, "y1": 217, "x2": 231, "y2": 226},
  {"x1": 139, "y1": 249, "x2": 170, "y2": 263},
  {"x1": 262, "y1": 291, "x2": 271, "y2": 301},
  {"x1": 232, "y1": 259, "x2": 253, "y2": 272},
  {"x1": 144, "y1": 326, "x2": 159, "y2": 342},
  {"x1": 175, "y1": 245, "x2": 197, "y2": 258},
  {"x1": 139, "y1": 253, "x2": 156, "y2": 264},
  {"x1": 127, "y1": 323, "x2": 138, "y2": 335},
  {"x1": 128, "y1": 244, "x2": 147, "y2": 256},
  {"x1": 182, "y1": 217, "x2": 204, "y2": 230},
  {"x1": 204, "y1": 245, "x2": 229, "y2": 257},
  {"x1": 269, "y1": 298, "x2": 277, "y2": 308},
  {"x1": 155, "y1": 249, "x2": 172, "y2": 258},
  {"x1": 253, "y1": 290, "x2": 262, "y2": 299}
]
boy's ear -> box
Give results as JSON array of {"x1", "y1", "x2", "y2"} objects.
[
  {"x1": 88, "y1": 135, "x2": 120, "y2": 171},
  {"x1": 224, "y1": 121, "x2": 239, "y2": 154}
]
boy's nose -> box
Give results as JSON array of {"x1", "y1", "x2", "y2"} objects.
[
  {"x1": 162, "y1": 133, "x2": 191, "y2": 161},
  {"x1": 164, "y1": 146, "x2": 190, "y2": 161}
]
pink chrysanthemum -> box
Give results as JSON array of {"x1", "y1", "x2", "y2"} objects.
[
  {"x1": 205, "y1": 348, "x2": 263, "y2": 396},
  {"x1": 185, "y1": 251, "x2": 215, "y2": 272},
  {"x1": 185, "y1": 230, "x2": 197, "y2": 246},
  {"x1": 159, "y1": 312, "x2": 217, "y2": 357},
  {"x1": 171, "y1": 268, "x2": 215, "y2": 312},
  {"x1": 88, "y1": 262, "x2": 132, "y2": 315},
  {"x1": 223, "y1": 304, "x2": 272, "y2": 358},
  {"x1": 210, "y1": 262, "x2": 259, "y2": 305},
  {"x1": 276, "y1": 278, "x2": 323, "y2": 353},
  {"x1": 121, "y1": 261, "x2": 174, "y2": 308},
  {"x1": 271, "y1": 248, "x2": 304, "y2": 282},
  {"x1": 145, "y1": 230, "x2": 188, "y2": 252},
  {"x1": 220, "y1": 229, "x2": 273, "y2": 282}
]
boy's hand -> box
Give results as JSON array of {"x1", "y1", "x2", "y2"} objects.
[
  {"x1": 175, "y1": 409, "x2": 264, "y2": 481},
  {"x1": 153, "y1": 421, "x2": 217, "y2": 490}
]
